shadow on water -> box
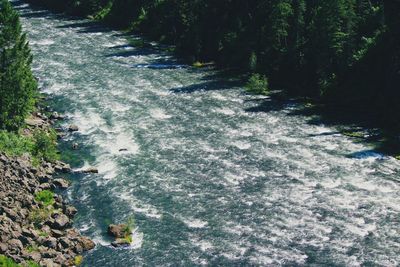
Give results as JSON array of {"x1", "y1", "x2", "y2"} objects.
[
  {"x1": 105, "y1": 49, "x2": 155, "y2": 58},
  {"x1": 289, "y1": 103, "x2": 400, "y2": 158},
  {"x1": 242, "y1": 89, "x2": 400, "y2": 158},
  {"x1": 168, "y1": 79, "x2": 242, "y2": 94}
]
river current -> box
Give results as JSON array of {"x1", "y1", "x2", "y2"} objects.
[{"x1": 16, "y1": 2, "x2": 400, "y2": 266}]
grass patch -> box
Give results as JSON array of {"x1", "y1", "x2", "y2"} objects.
[
  {"x1": 0, "y1": 130, "x2": 34, "y2": 157},
  {"x1": 0, "y1": 255, "x2": 39, "y2": 267},
  {"x1": 29, "y1": 208, "x2": 52, "y2": 227},
  {"x1": 34, "y1": 190, "x2": 55, "y2": 207},
  {"x1": 26, "y1": 244, "x2": 39, "y2": 253}
]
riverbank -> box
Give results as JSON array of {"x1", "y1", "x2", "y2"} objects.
[{"x1": 0, "y1": 105, "x2": 95, "y2": 266}]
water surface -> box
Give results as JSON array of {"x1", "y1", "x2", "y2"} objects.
[{"x1": 17, "y1": 2, "x2": 400, "y2": 266}]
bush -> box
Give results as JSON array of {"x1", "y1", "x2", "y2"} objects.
[
  {"x1": 0, "y1": 129, "x2": 59, "y2": 165},
  {"x1": 0, "y1": 255, "x2": 38, "y2": 267},
  {"x1": 0, "y1": 255, "x2": 19, "y2": 267},
  {"x1": 0, "y1": 131, "x2": 34, "y2": 156},
  {"x1": 32, "y1": 129, "x2": 59, "y2": 163},
  {"x1": 74, "y1": 255, "x2": 83, "y2": 266},
  {"x1": 34, "y1": 190, "x2": 55, "y2": 206},
  {"x1": 29, "y1": 207, "x2": 53, "y2": 227},
  {"x1": 245, "y1": 73, "x2": 269, "y2": 95}
]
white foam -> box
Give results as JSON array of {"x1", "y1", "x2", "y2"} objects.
[
  {"x1": 32, "y1": 39, "x2": 55, "y2": 46},
  {"x1": 182, "y1": 218, "x2": 208, "y2": 228},
  {"x1": 214, "y1": 108, "x2": 235, "y2": 116},
  {"x1": 149, "y1": 108, "x2": 172, "y2": 120},
  {"x1": 232, "y1": 141, "x2": 251, "y2": 150}
]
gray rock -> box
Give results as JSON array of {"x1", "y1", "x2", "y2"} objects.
[
  {"x1": 65, "y1": 206, "x2": 78, "y2": 218},
  {"x1": 28, "y1": 251, "x2": 42, "y2": 262},
  {"x1": 52, "y1": 214, "x2": 70, "y2": 230},
  {"x1": 108, "y1": 224, "x2": 131, "y2": 238},
  {"x1": 111, "y1": 238, "x2": 131, "y2": 248},
  {"x1": 68, "y1": 124, "x2": 79, "y2": 132},
  {"x1": 52, "y1": 178, "x2": 70, "y2": 189},
  {"x1": 44, "y1": 237, "x2": 57, "y2": 249},
  {"x1": 58, "y1": 238, "x2": 71, "y2": 249},
  {"x1": 79, "y1": 236, "x2": 95, "y2": 251},
  {"x1": 51, "y1": 229, "x2": 64, "y2": 238},
  {"x1": 81, "y1": 167, "x2": 99, "y2": 174},
  {"x1": 0, "y1": 242, "x2": 8, "y2": 253},
  {"x1": 72, "y1": 143, "x2": 79, "y2": 150},
  {"x1": 7, "y1": 239, "x2": 23, "y2": 251}
]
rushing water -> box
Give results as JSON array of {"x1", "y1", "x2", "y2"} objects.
[{"x1": 16, "y1": 2, "x2": 400, "y2": 266}]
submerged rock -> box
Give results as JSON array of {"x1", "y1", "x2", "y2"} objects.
[
  {"x1": 111, "y1": 238, "x2": 131, "y2": 248},
  {"x1": 81, "y1": 167, "x2": 98, "y2": 174}
]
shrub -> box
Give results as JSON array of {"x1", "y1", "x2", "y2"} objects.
[
  {"x1": 29, "y1": 208, "x2": 52, "y2": 227},
  {"x1": 74, "y1": 255, "x2": 83, "y2": 266},
  {"x1": 245, "y1": 73, "x2": 269, "y2": 95},
  {"x1": 34, "y1": 190, "x2": 55, "y2": 206},
  {"x1": 0, "y1": 131, "x2": 34, "y2": 156},
  {"x1": 32, "y1": 129, "x2": 59, "y2": 163},
  {"x1": 0, "y1": 255, "x2": 19, "y2": 267}
]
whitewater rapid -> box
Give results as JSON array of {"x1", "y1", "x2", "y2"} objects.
[{"x1": 17, "y1": 2, "x2": 400, "y2": 266}]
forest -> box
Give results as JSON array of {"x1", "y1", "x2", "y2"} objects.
[{"x1": 24, "y1": 0, "x2": 400, "y2": 133}]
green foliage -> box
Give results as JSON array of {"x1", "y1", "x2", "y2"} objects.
[
  {"x1": 0, "y1": 255, "x2": 19, "y2": 267},
  {"x1": 23, "y1": 0, "x2": 400, "y2": 131},
  {"x1": 74, "y1": 255, "x2": 83, "y2": 266},
  {"x1": 0, "y1": 129, "x2": 59, "y2": 165},
  {"x1": 25, "y1": 261, "x2": 40, "y2": 267},
  {"x1": 0, "y1": 255, "x2": 38, "y2": 267},
  {"x1": 0, "y1": 0, "x2": 38, "y2": 131},
  {"x1": 34, "y1": 190, "x2": 55, "y2": 206},
  {"x1": 32, "y1": 129, "x2": 59, "y2": 163},
  {"x1": 29, "y1": 207, "x2": 53, "y2": 227},
  {"x1": 246, "y1": 74, "x2": 269, "y2": 95},
  {"x1": 0, "y1": 130, "x2": 34, "y2": 156},
  {"x1": 26, "y1": 244, "x2": 39, "y2": 253}
]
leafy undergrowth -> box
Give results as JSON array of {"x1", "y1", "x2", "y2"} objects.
[
  {"x1": 0, "y1": 129, "x2": 59, "y2": 165},
  {"x1": 0, "y1": 255, "x2": 39, "y2": 267}
]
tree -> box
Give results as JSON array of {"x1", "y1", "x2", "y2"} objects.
[{"x1": 0, "y1": 0, "x2": 37, "y2": 130}]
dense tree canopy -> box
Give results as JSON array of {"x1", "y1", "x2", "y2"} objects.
[
  {"x1": 26, "y1": 0, "x2": 400, "y2": 129},
  {"x1": 0, "y1": 0, "x2": 37, "y2": 130}
]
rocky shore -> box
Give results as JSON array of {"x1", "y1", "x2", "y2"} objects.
[
  {"x1": 0, "y1": 152, "x2": 94, "y2": 266},
  {"x1": 0, "y1": 109, "x2": 95, "y2": 266}
]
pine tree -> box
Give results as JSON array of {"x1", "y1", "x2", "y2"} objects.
[{"x1": 0, "y1": 0, "x2": 37, "y2": 130}]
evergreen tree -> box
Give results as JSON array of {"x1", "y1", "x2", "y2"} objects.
[{"x1": 0, "y1": 0, "x2": 37, "y2": 130}]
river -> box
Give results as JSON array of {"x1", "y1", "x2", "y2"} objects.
[{"x1": 16, "y1": 1, "x2": 400, "y2": 266}]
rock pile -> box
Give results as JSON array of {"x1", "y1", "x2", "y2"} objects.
[{"x1": 0, "y1": 153, "x2": 94, "y2": 266}]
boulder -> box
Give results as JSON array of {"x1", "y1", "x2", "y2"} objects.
[
  {"x1": 82, "y1": 167, "x2": 98, "y2": 174},
  {"x1": 43, "y1": 237, "x2": 58, "y2": 249},
  {"x1": 7, "y1": 239, "x2": 23, "y2": 251},
  {"x1": 64, "y1": 206, "x2": 78, "y2": 218},
  {"x1": 52, "y1": 178, "x2": 70, "y2": 189},
  {"x1": 108, "y1": 224, "x2": 131, "y2": 238},
  {"x1": 52, "y1": 214, "x2": 70, "y2": 230},
  {"x1": 0, "y1": 242, "x2": 8, "y2": 253},
  {"x1": 68, "y1": 125, "x2": 79, "y2": 132},
  {"x1": 111, "y1": 238, "x2": 131, "y2": 248},
  {"x1": 79, "y1": 236, "x2": 95, "y2": 251},
  {"x1": 54, "y1": 162, "x2": 71, "y2": 173}
]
